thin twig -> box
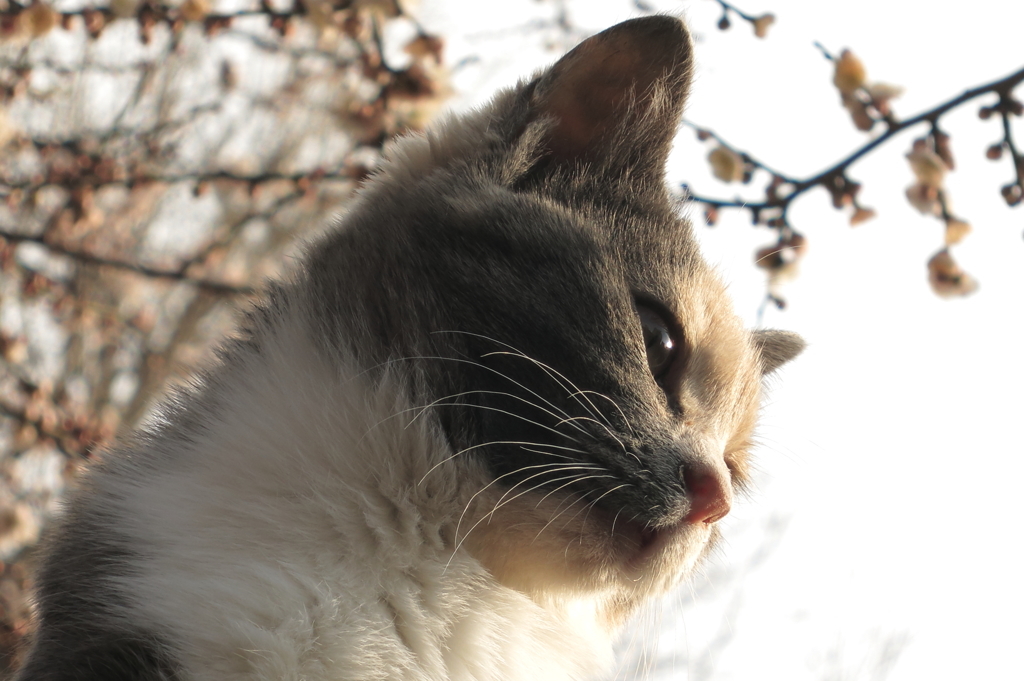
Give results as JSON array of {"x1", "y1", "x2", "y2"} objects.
[
  {"x1": 0, "y1": 228, "x2": 254, "y2": 295},
  {"x1": 685, "y1": 64, "x2": 1024, "y2": 221}
]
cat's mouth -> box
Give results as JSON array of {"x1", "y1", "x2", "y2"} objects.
[
  {"x1": 613, "y1": 516, "x2": 695, "y2": 574},
  {"x1": 638, "y1": 525, "x2": 663, "y2": 553},
  {"x1": 631, "y1": 525, "x2": 665, "y2": 566}
]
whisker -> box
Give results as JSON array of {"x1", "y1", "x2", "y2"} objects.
[
  {"x1": 452, "y1": 461, "x2": 585, "y2": 550},
  {"x1": 532, "y1": 477, "x2": 621, "y2": 542},
  {"x1": 533, "y1": 472, "x2": 615, "y2": 509},
  {"x1": 552, "y1": 481, "x2": 632, "y2": 542},
  {"x1": 390, "y1": 352, "x2": 577, "y2": 423},
  {"x1": 405, "y1": 389, "x2": 589, "y2": 437},
  {"x1": 623, "y1": 511, "x2": 649, "y2": 533},
  {"x1": 518, "y1": 446, "x2": 595, "y2": 460},
  {"x1": 417, "y1": 439, "x2": 587, "y2": 486},
  {"x1": 556, "y1": 486, "x2": 622, "y2": 562},
  {"x1": 579, "y1": 483, "x2": 632, "y2": 530},
  {"x1": 355, "y1": 353, "x2": 582, "y2": 440},
  {"x1": 545, "y1": 481, "x2": 598, "y2": 520},
  {"x1": 481, "y1": 349, "x2": 609, "y2": 426},
  {"x1": 455, "y1": 402, "x2": 584, "y2": 444},
  {"x1": 489, "y1": 467, "x2": 603, "y2": 516},
  {"x1": 353, "y1": 343, "x2": 631, "y2": 446},
  {"x1": 356, "y1": 352, "x2": 598, "y2": 444},
  {"x1": 611, "y1": 507, "x2": 624, "y2": 539},
  {"x1": 401, "y1": 400, "x2": 584, "y2": 445},
  {"x1": 554, "y1": 415, "x2": 630, "y2": 454},
  {"x1": 610, "y1": 584, "x2": 649, "y2": 681},
  {"x1": 424, "y1": 330, "x2": 610, "y2": 428},
  {"x1": 447, "y1": 467, "x2": 580, "y2": 570},
  {"x1": 567, "y1": 389, "x2": 637, "y2": 438},
  {"x1": 361, "y1": 343, "x2": 636, "y2": 459},
  {"x1": 537, "y1": 493, "x2": 592, "y2": 545}
]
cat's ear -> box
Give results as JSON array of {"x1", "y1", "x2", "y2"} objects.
[
  {"x1": 529, "y1": 16, "x2": 693, "y2": 173},
  {"x1": 752, "y1": 330, "x2": 805, "y2": 376}
]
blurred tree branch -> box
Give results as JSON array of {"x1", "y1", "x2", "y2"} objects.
[
  {"x1": 0, "y1": 1, "x2": 449, "y2": 671},
  {"x1": 686, "y1": 54, "x2": 1022, "y2": 308},
  {"x1": 685, "y1": 65, "x2": 1024, "y2": 217}
]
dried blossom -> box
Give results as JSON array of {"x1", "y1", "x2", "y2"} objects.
[
  {"x1": 944, "y1": 218, "x2": 971, "y2": 245},
  {"x1": 752, "y1": 13, "x2": 774, "y2": 38},
  {"x1": 842, "y1": 94, "x2": 875, "y2": 132},
  {"x1": 827, "y1": 174, "x2": 860, "y2": 209},
  {"x1": 849, "y1": 207, "x2": 876, "y2": 226},
  {"x1": 704, "y1": 206, "x2": 719, "y2": 226},
  {"x1": 21, "y1": 1, "x2": 59, "y2": 37},
  {"x1": 927, "y1": 249, "x2": 977, "y2": 297},
  {"x1": 82, "y1": 8, "x2": 105, "y2": 37},
  {"x1": 831, "y1": 49, "x2": 902, "y2": 132},
  {"x1": 1002, "y1": 182, "x2": 1023, "y2": 207},
  {"x1": 755, "y1": 232, "x2": 807, "y2": 289},
  {"x1": 219, "y1": 61, "x2": 237, "y2": 91},
  {"x1": 708, "y1": 145, "x2": 745, "y2": 183},
  {"x1": 405, "y1": 34, "x2": 445, "y2": 64},
  {"x1": 179, "y1": 0, "x2": 210, "y2": 23},
  {"x1": 933, "y1": 130, "x2": 955, "y2": 170},
  {"x1": 906, "y1": 143, "x2": 948, "y2": 188},
  {"x1": 864, "y1": 82, "x2": 903, "y2": 116},
  {"x1": 305, "y1": 0, "x2": 335, "y2": 32},
  {"x1": 355, "y1": 0, "x2": 402, "y2": 18},
  {"x1": 833, "y1": 50, "x2": 867, "y2": 96},
  {"x1": 110, "y1": 0, "x2": 140, "y2": 19},
  {"x1": 0, "y1": 109, "x2": 18, "y2": 149},
  {"x1": 905, "y1": 182, "x2": 942, "y2": 216}
]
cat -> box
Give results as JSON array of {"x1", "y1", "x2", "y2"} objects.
[{"x1": 16, "y1": 15, "x2": 803, "y2": 681}]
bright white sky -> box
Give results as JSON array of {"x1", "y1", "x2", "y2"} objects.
[{"x1": 417, "y1": 1, "x2": 1024, "y2": 679}]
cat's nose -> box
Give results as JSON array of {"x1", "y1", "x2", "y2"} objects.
[{"x1": 681, "y1": 463, "x2": 732, "y2": 524}]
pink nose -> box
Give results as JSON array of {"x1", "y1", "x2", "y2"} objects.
[{"x1": 682, "y1": 465, "x2": 732, "y2": 524}]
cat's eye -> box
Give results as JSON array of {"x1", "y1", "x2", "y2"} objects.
[{"x1": 637, "y1": 304, "x2": 679, "y2": 381}]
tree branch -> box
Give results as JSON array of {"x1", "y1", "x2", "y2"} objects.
[
  {"x1": 0, "y1": 228, "x2": 255, "y2": 295},
  {"x1": 685, "y1": 64, "x2": 1024, "y2": 221}
]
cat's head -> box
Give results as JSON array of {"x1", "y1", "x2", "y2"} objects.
[{"x1": 306, "y1": 16, "x2": 802, "y2": 620}]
